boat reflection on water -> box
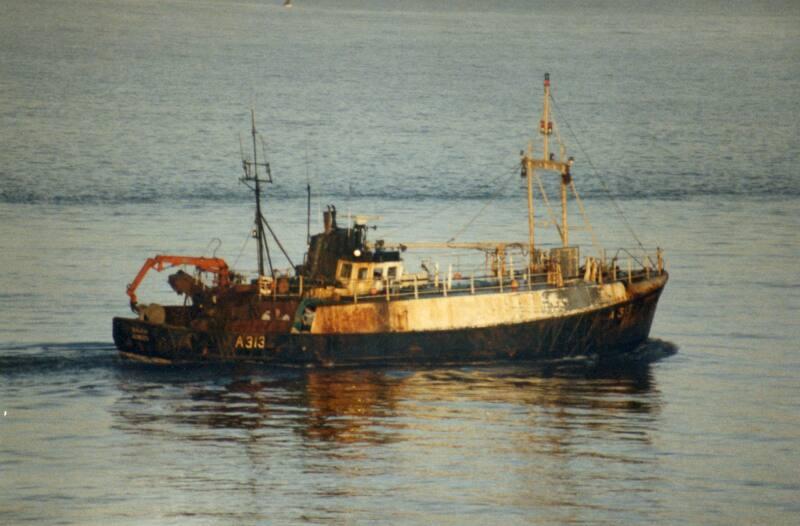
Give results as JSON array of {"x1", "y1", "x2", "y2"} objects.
[
  {"x1": 299, "y1": 369, "x2": 403, "y2": 444},
  {"x1": 111, "y1": 339, "x2": 676, "y2": 448},
  {"x1": 108, "y1": 341, "x2": 676, "y2": 521}
]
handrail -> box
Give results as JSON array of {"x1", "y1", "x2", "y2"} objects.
[
  {"x1": 165, "y1": 245, "x2": 665, "y2": 306},
  {"x1": 611, "y1": 247, "x2": 661, "y2": 270}
]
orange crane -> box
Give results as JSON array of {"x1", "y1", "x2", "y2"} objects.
[{"x1": 126, "y1": 255, "x2": 231, "y2": 308}]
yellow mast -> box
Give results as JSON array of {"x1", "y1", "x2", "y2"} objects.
[
  {"x1": 542, "y1": 74, "x2": 551, "y2": 161},
  {"x1": 522, "y1": 73, "x2": 574, "y2": 262},
  {"x1": 541, "y1": 73, "x2": 569, "y2": 247},
  {"x1": 525, "y1": 142, "x2": 535, "y2": 269}
]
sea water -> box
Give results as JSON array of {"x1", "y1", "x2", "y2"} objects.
[{"x1": 1, "y1": 1, "x2": 799, "y2": 524}]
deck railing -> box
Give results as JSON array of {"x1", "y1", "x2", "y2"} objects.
[
  {"x1": 345, "y1": 248, "x2": 664, "y2": 304},
  {"x1": 246, "y1": 247, "x2": 665, "y2": 304}
]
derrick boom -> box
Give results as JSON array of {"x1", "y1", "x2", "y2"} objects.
[{"x1": 126, "y1": 255, "x2": 231, "y2": 308}]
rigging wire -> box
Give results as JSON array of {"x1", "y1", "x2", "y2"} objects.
[
  {"x1": 446, "y1": 165, "x2": 521, "y2": 243},
  {"x1": 378, "y1": 161, "x2": 521, "y2": 240},
  {"x1": 569, "y1": 179, "x2": 602, "y2": 253},
  {"x1": 549, "y1": 93, "x2": 647, "y2": 251},
  {"x1": 232, "y1": 228, "x2": 253, "y2": 271},
  {"x1": 548, "y1": 118, "x2": 603, "y2": 253},
  {"x1": 262, "y1": 215, "x2": 295, "y2": 269},
  {"x1": 533, "y1": 170, "x2": 564, "y2": 241}
]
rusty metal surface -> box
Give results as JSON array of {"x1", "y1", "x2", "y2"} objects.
[
  {"x1": 625, "y1": 273, "x2": 668, "y2": 297},
  {"x1": 309, "y1": 278, "x2": 637, "y2": 334},
  {"x1": 112, "y1": 271, "x2": 667, "y2": 366}
]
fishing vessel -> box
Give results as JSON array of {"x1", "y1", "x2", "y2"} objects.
[{"x1": 113, "y1": 74, "x2": 668, "y2": 366}]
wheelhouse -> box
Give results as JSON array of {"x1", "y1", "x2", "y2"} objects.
[{"x1": 335, "y1": 259, "x2": 404, "y2": 296}]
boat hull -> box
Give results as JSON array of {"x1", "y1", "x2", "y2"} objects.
[{"x1": 113, "y1": 274, "x2": 667, "y2": 367}]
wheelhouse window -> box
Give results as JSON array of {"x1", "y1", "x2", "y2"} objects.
[
  {"x1": 373, "y1": 267, "x2": 383, "y2": 279},
  {"x1": 387, "y1": 266, "x2": 397, "y2": 279},
  {"x1": 357, "y1": 267, "x2": 368, "y2": 280},
  {"x1": 340, "y1": 263, "x2": 352, "y2": 279}
]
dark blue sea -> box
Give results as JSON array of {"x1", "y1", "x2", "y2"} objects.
[{"x1": 1, "y1": 1, "x2": 798, "y2": 524}]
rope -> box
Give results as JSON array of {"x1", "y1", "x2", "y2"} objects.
[
  {"x1": 549, "y1": 117, "x2": 602, "y2": 252},
  {"x1": 549, "y1": 93, "x2": 647, "y2": 251},
  {"x1": 232, "y1": 229, "x2": 252, "y2": 270},
  {"x1": 533, "y1": 170, "x2": 564, "y2": 241},
  {"x1": 569, "y1": 180, "x2": 602, "y2": 254}
]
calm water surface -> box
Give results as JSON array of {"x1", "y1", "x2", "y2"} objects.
[{"x1": 1, "y1": 1, "x2": 799, "y2": 524}]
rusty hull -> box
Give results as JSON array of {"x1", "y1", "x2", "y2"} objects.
[
  {"x1": 307, "y1": 276, "x2": 659, "y2": 334},
  {"x1": 112, "y1": 272, "x2": 667, "y2": 366}
]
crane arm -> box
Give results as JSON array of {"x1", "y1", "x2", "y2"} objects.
[{"x1": 126, "y1": 255, "x2": 231, "y2": 308}]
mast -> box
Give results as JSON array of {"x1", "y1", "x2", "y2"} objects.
[
  {"x1": 240, "y1": 111, "x2": 296, "y2": 278},
  {"x1": 541, "y1": 74, "x2": 567, "y2": 247},
  {"x1": 540, "y1": 73, "x2": 568, "y2": 247},
  {"x1": 251, "y1": 111, "x2": 266, "y2": 276},
  {"x1": 542, "y1": 73, "x2": 551, "y2": 162},
  {"x1": 521, "y1": 73, "x2": 575, "y2": 261},
  {"x1": 524, "y1": 143, "x2": 536, "y2": 269},
  {"x1": 241, "y1": 110, "x2": 273, "y2": 277}
]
